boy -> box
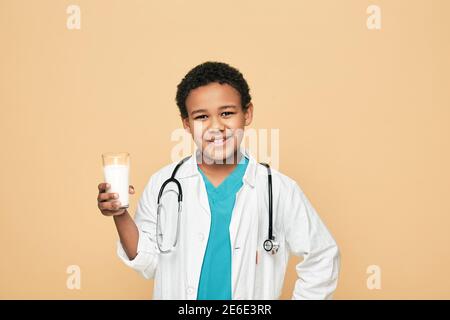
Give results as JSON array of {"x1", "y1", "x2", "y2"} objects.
[{"x1": 97, "y1": 62, "x2": 340, "y2": 299}]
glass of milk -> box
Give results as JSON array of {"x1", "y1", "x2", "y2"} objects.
[{"x1": 102, "y1": 152, "x2": 130, "y2": 209}]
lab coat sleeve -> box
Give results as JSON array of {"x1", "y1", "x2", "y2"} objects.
[
  {"x1": 284, "y1": 182, "x2": 340, "y2": 300},
  {"x1": 116, "y1": 174, "x2": 159, "y2": 279}
]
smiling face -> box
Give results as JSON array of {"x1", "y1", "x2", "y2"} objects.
[{"x1": 182, "y1": 82, "x2": 253, "y2": 164}]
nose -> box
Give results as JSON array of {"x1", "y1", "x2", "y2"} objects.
[{"x1": 209, "y1": 115, "x2": 225, "y2": 131}]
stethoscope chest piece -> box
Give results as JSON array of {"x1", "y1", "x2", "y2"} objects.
[{"x1": 263, "y1": 238, "x2": 280, "y2": 255}]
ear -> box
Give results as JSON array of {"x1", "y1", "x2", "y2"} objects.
[
  {"x1": 182, "y1": 116, "x2": 192, "y2": 134},
  {"x1": 244, "y1": 102, "x2": 253, "y2": 127}
]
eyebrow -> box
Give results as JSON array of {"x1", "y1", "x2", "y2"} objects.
[{"x1": 191, "y1": 105, "x2": 237, "y2": 116}]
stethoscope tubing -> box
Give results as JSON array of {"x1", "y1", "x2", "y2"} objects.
[{"x1": 156, "y1": 155, "x2": 278, "y2": 255}]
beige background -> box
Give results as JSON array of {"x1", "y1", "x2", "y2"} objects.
[{"x1": 1, "y1": 0, "x2": 449, "y2": 299}]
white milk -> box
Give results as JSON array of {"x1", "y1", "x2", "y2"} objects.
[{"x1": 103, "y1": 164, "x2": 129, "y2": 208}]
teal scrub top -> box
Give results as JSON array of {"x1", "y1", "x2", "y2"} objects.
[{"x1": 196, "y1": 155, "x2": 249, "y2": 300}]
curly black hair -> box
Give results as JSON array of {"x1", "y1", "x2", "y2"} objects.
[{"x1": 176, "y1": 61, "x2": 252, "y2": 119}]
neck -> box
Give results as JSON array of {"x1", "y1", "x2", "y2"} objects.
[{"x1": 196, "y1": 150, "x2": 244, "y2": 175}]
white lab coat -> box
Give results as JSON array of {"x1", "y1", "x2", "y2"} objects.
[{"x1": 117, "y1": 147, "x2": 340, "y2": 299}]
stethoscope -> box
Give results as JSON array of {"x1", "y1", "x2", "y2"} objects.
[{"x1": 156, "y1": 155, "x2": 279, "y2": 255}]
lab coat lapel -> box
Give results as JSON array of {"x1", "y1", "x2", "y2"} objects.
[
  {"x1": 229, "y1": 148, "x2": 258, "y2": 251},
  {"x1": 177, "y1": 148, "x2": 212, "y2": 217},
  {"x1": 197, "y1": 173, "x2": 212, "y2": 217}
]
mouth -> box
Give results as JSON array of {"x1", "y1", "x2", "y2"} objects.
[{"x1": 207, "y1": 135, "x2": 231, "y2": 147}]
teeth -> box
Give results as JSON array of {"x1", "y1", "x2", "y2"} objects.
[{"x1": 208, "y1": 137, "x2": 228, "y2": 145}]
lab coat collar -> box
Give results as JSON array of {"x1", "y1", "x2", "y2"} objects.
[{"x1": 176, "y1": 146, "x2": 258, "y2": 188}]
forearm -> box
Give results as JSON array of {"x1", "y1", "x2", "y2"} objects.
[{"x1": 113, "y1": 210, "x2": 139, "y2": 260}]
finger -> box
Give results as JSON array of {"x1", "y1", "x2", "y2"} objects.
[
  {"x1": 97, "y1": 192, "x2": 119, "y2": 202},
  {"x1": 98, "y1": 183, "x2": 110, "y2": 192},
  {"x1": 129, "y1": 185, "x2": 135, "y2": 194},
  {"x1": 110, "y1": 200, "x2": 123, "y2": 210},
  {"x1": 99, "y1": 200, "x2": 122, "y2": 211},
  {"x1": 102, "y1": 209, "x2": 125, "y2": 216},
  {"x1": 109, "y1": 210, "x2": 126, "y2": 216}
]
